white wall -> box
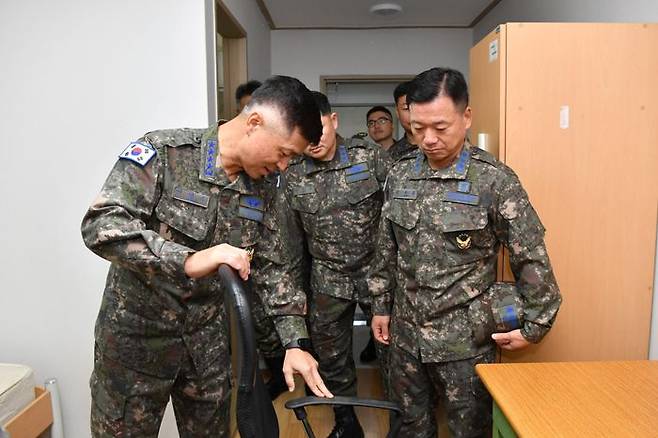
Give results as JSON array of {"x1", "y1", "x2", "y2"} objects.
[
  {"x1": 220, "y1": 0, "x2": 272, "y2": 80},
  {"x1": 474, "y1": 0, "x2": 658, "y2": 43},
  {"x1": 0, "y1": 1, "x2": 210, "y2": 437},
  {"x1": 271, "y1": 28, "x2": 473, "y2": 91}
]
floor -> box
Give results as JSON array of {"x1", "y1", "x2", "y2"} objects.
[{"x1": 232, "y1": 367, "x2": 450, "y2": 438}]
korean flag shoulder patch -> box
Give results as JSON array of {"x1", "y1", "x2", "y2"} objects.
[{"x1": 119, "y1": 142, "x2": 156, "y2": 167}]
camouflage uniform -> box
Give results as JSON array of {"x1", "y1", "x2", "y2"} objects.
[
  {"x1": 252, "y1": 290, "x2": 285, "y2": 359},
  {"x1": 283, "y1": 135, "x2": 391, "y2": 398},
  {"x1": 81, "y1": 125, "x2": 307, "y2": 437},
  {"x1": 387, "y1": 135, "x2": 416, "y2": 163},
  {"x1": 367, "y1": 143, "x2": 561, "y2": 438}
]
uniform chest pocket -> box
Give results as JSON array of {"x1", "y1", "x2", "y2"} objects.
[
  {"x1": 346, "y1": 175, "x2": 380, "y2": 205},
  {"x1": 439, "y1": 207, "x2": 496, "y2": 264},
  {"x1": 386, "y1": 199, "x2": 420, "y2": 231},
  {"x1": 155, "y1": 194, "x2": 212, "y2": 241},
  {"x1": 290, "y1": 185, "x2": 319, "y2": 214}
]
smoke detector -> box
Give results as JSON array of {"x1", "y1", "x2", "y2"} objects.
[{"x1": 369, "y1": 2, "x2": 403, "y2": 17}]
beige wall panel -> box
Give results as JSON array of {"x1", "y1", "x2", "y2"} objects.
[
  {"x1": 500, "y1": 23, "x2": 658, "y2": 362},
  {"x1": 469, "y1": 25, "x2": 506, "y2": 161},
  {"x1": 470, "y1": 26, "x2": 510, "y2": 282}
]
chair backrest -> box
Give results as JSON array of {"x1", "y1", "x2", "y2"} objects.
[{"x1": 218, "y1": 265, "x2": 279, "y2": 438}]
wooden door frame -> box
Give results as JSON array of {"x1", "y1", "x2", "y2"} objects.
[
  {"x1": 320, "y1": 75, "x2": 415, "y2": 96},
  {"x1": 207, "y1": 0, "x2": 248, "y2": 122}
]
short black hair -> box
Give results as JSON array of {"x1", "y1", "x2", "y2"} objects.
[
  {"x1": 247, "y1": 75, "x2": 322, "y2": 144},
  {"x1": 311, "y1": 91, "x2": 332, "y2": 116},
  {"x1": 366, "y1": 106, "x2": 392, "y2": 121},
  {"x1": 407, "y1": 67, "x2": 469, "y2": 112},
  {"x1": 393, "y1": 81, "x2": 412, "y2": 105},
  {"x1": 235, "y1": 80, "x2": 262, "y2": 102}
]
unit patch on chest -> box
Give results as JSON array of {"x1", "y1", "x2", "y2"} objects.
[{"x1": 238, "y1": 195, "x2": 265, "y2": 223}]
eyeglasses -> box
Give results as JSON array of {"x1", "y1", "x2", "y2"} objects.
[{"x1": 367, "y1": 117, "x2": 392, "y2": 128}]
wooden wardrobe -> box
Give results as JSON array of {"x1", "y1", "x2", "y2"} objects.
[{"x1": 469, "y1": 23, "x2": 658, "y2": 362}]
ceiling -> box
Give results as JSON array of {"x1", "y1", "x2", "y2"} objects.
[{"x1": 257, "y1": 0, "x2": 500, "y2": 29}]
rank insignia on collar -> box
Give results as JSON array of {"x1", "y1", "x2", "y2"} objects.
[
  {"x1": 119, "y1": 142, "x2": 156, "y2": 167},
  {"x1": 204, "y1": 139, "x2": 219, "y2": 178},
  {"x1": 338, "y1": 145, "x2": 349, "y2": 164},
  {"x1": 456, "y1": 233, "x2": 472, "y2": 250}
]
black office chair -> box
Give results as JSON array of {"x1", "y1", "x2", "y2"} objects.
[{"x1": 219, "y1": 264, "x2": 403, "y2": 438}]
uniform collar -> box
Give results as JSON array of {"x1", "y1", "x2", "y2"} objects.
[
  {"x1": 198, "y1": 122, "x2": 257, "y2": 191},
  {"x1": 303, "y1": 134, "x2": 351, "y2": 175},
  {"x1": 411, "y1": 141, "x2": 472, "y2": 180},
  {"x1": 227, "y1": 172, "x2": 260, "y2": 195}
]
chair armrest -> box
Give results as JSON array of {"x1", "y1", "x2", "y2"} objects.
[
  {"x1": 285, "y1": 396, "x2": 403, "y2": 437},
  {"x1": 285, "y1": 396, "x2": 401, "y2": 414}
]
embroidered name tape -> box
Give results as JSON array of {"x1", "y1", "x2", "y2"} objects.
[
  {"x1": 392, "y1": 188, "x2": 417, "y2": 200},
  {"x1": 346, "y1": 171, "x2": 370, "y2": 183},
  {"x1": 173, "y1": 186, "x2": 210, "y2": 208},
  {"x1": 445, "y1": 191, "x2": 480, "y2": 206},
  {"x1": 293, "y1": 186, "x2": 315, "y2": 196},
  {"x1": 238, "y1": 206, "x2": 264, "y2": 223},
  {"x1": 346, "y1": 162, "x2": 369, "y2": 175}
]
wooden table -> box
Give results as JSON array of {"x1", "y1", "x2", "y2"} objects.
[{"x1": 475, "y1": 361, "x2": 658, "y2": 438}]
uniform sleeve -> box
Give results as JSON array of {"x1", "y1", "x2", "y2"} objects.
[
  {"x1": 494, "y1": 168, "x2": 562, "y2": 343},
  {"x1": 251, "y1": 178, "x2": 310, "y2": 346},
  {"x1": 81, "y1": 149, "x2": 197, "y2": 290},
  {"x1": 366, "y1": 192, "x2": 398, "y2": 315}
]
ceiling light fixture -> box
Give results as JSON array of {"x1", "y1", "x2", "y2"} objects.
[{"x1": 369, "y1": 2, "x2": 403, "y2": 17}]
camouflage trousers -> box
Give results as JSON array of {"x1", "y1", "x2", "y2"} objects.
[
  {"x1": 389, "y1": 344, "x2": 495, "y2": 438},
  {"x1": 308, "y1": 293, "x2": 389, "y2": 397},
  {"x1": 252, "y1": 290, "x2": 285, "y2": 359},
  {"x1": 90, "y1": 345, "x2": 231, "y2": 437}
]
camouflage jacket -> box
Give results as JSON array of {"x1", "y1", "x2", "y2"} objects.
[
  {"x1": 367, "y1": 143, "x2": 561, "y2": 363},
  {"x1": 387, "y1": 135, "x2": 417, "y2": 163},
  {"x1": 81, "y1": 125, "x2": 307, "y2": 378},
  {"x1": 283, "y1": 135, "x2": 392, "y2": 301}
]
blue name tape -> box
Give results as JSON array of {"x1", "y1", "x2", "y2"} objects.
[
  {"x1": 445, "y1": 191, "x2": 480, "y2": 206},
  {"x1": 238, "y1": 206, "x2": 264, "y2": 223},
  {"x1": 346, "y1": 171, "x2": 370, "y2": 183},
  {"x1": 346, "y1": 162, "x2": 368, "y2": 175}
]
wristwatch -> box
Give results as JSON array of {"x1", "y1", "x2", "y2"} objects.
[{"x1": 284, "y1": 338, "x2": 313, "y2": 352}]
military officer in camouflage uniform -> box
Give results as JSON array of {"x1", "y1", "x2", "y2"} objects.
[
  {"x1": 387, "y1": 81, "x2": 417, "y2": 162},
  {"x1": 359, "y1": 81, "x2": 419, "y2": 364},
  {"x1": 368, "y1": 68, "x2": 562, "y2": 438},
  {"x1": 282, "y1": 91, "x2": 392, "y2": 438},
  {"x1": 81, "y1": 76, "x2": 333, "y2": 438}
]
